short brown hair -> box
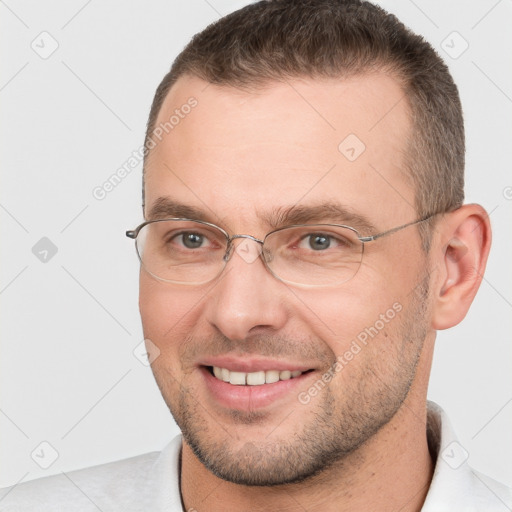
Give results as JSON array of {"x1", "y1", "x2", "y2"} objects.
[{"x1": 144, "y1": 0, "x2": 465, "y2": 247}]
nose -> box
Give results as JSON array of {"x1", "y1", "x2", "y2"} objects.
[{"x1": 205, "y1": 237, "x2": 288, "y2": 341}]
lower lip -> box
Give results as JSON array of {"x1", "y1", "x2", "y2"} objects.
[{"x1": 201, "y1": 367, "x2": 313, "y2": 411}]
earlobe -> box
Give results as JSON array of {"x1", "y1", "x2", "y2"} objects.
[{"x1": 431, "y1": 205, "x2": 491, "y2": 330}]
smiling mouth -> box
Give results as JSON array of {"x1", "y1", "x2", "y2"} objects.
[{"x1": 208, "y1": 366, "x2": 313, "y2": 386}]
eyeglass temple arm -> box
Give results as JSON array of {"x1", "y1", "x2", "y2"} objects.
[{"x1": 358, "y1": 214, "x2": 435, "y2": 243}]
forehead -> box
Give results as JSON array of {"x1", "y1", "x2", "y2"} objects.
[{"x1": 144, "y1": 73, "x2": 415, "y2": 231}]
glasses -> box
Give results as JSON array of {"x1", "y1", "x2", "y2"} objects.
[{"x1": 126, "y1": 215, "x2": 435, "y2": 287}]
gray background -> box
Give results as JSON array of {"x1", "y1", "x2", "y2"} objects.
[{"x1": 1, "y1": 0, "x2": 511, "y2": 490}]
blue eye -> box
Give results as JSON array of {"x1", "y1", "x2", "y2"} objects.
[
  {"x1": 297, "y1": 233, "x2": 338, "y2": 251},
  {"x1": 307, "y1": 234, "x2": 331, "y2": 250},
  {"x1": 180, "y1": 232, "x2": 205, "y2": 249}
]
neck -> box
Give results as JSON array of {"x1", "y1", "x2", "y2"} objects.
[{"x1": 180, "y1": 395, "x2": 434, "y2": 512}]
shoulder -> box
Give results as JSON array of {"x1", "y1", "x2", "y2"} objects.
[
  {"x1": 424, "y1": 402, "x2": 512, "y2": 511},
  {"x1": 468, "y1": 469, "x2": 512, "y2": 510},
  {"x1": 0, "y1": 436, "x2": 183, "y2": 512},
  {"x1": 0, "y1": 452, "x2": 159, "y2": 512}
]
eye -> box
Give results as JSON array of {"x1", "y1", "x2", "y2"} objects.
[
  {"x1": 297, "y1": 232, "x2": 347, "y2": 251},
  {"x1": 165, "y1": 230, "x2": 215, "y2": 250},
  {"x1": 179, "y1": 232, "x2": 206, "y2": 249},
  {"x1": 304, "y1": 234, "x2": 331, "y2": 251},
  {"x1": 150, "y1": 221, "x2": 226, "y2": 258}
]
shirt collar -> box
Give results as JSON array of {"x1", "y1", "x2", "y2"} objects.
[
  {"x1": 422, "y1": 400, "x2": 511, "y2": 511},
  {"x1": 148, "y1": 401, "x2": 511, "y2": 511}
]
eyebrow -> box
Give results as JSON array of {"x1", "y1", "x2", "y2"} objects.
[
  {"x1": 147, "y1": 197, "x2": 377, "y2": 234},
  {"x1": 147, "y1": 197, "x2": 218, "y2": 223},
  {"x1": 263, "y1": 203, "x2": 377, "y2": 233}
]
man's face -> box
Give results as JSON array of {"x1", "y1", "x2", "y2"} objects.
[{"x1": 140, "y1": 74, "x2": 433, "y2": 485}]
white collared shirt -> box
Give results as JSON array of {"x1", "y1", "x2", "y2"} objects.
[{"x1": 1, "y1": 401, "x2": 511, "y2": 511}]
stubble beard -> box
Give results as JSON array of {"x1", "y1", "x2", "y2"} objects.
[{"x1": 154, "y1": 276, "x2": 430, "y2": 487}]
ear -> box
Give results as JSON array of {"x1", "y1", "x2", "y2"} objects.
[{"x1": 431, "y1": 204, "x2": 492, "y2": 330}]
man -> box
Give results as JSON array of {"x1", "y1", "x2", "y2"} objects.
[{"x1": 2, "y1": 0, "x2": 511, "y2": 510}]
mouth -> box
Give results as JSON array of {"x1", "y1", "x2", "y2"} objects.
[
  {"x1": 209, "y1": 366, "x2": 310, "y2": 385},
  {"x1": 198, "y1": 360, "x2": 316, "y2": 412}
]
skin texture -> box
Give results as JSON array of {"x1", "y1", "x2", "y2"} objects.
[{"x1": 139, "y1": 74, "x2": 491, "y2": 511}]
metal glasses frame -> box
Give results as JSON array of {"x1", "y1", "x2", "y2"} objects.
[{"x1": 126, "y1": 213, "x2": 438, "y2": 286}]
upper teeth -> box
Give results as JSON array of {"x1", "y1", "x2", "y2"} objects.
[{"x1": 212, "y1": 367, "x2": 303, "y2": 386}]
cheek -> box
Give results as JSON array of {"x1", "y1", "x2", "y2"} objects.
[
  {"x1": 292, "y1": 282, "x2": 400, "y2": 350},
  {"x1": 139, "y1": 274, "x2": 204, "y2": 348},
  {"x1": 319, "y1": 303, "x2": 409, "y2": 399}
]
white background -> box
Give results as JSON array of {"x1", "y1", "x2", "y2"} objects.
[{"x1": 1, "y1": 0, "x2": 511, "y2": 490}]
